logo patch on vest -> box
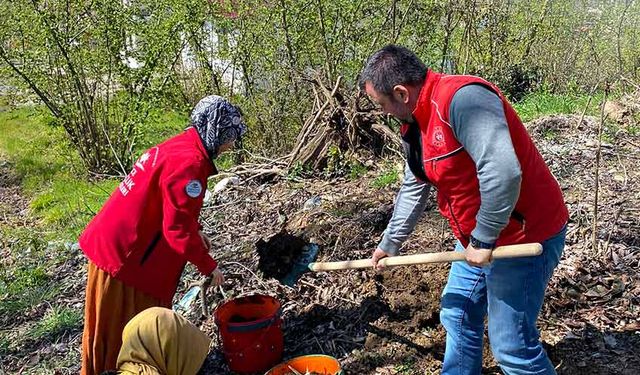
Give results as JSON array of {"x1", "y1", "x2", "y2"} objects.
[
  {"x1": 433, "y1": 126, "x2": 446, "y2": 148},
  {"x1": 185, "y1": 180, "x2": 203, "y2": 198}
]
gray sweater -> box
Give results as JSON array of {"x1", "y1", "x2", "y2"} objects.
[{"x1": 377, "y1": 84, "x2": 522, "y2": 255}]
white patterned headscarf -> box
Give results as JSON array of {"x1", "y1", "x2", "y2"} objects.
[{"x1": 190, "y1": 95, "x2": 247, "y2": 159}]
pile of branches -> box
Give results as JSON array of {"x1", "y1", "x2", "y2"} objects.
[
  {"x1": 287, "y1": 74, "x2": 402, "y2": 171},
  {"x1": 225, "y1": 73, "x2": 403, "y2": 182}
]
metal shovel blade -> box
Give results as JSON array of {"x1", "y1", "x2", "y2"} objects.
[{"x1": 279, "y1": 243, "x2": 320, "y2": 286}]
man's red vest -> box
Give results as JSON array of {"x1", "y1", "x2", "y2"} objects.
[
  {"x1": 402, "y1": 70, "x2": 568, "y2": 247},
  {"x1": 79, "y1": 128, "x2": 217, "y2": 304}
]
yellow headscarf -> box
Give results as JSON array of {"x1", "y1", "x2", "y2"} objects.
[{"x1": 117, "y1": 307, "x2": 211, "y2": 375}]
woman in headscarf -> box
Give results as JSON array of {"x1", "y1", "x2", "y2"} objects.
[
  {"x1": 115, "y1": 307, "x2": 211, "y2": 375},
  {"x1": 79, "y1": 96, "x2": 247, "y2": 375}
]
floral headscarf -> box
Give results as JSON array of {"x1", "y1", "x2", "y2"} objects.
[{"x1": 190, "y1": 95, "x2": 247, "y2": 159}]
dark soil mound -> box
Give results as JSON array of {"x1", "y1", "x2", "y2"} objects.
[{"x1": 257, "y1": 232, "x2": 309, "y2": 281}]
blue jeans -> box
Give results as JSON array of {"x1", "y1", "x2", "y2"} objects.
[{"x1": 440, "y1": 226, "x2": 566, "y2": 375}]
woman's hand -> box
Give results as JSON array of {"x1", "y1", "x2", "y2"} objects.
[{"x1": 209, "y1": 268, "x2": 225, "y2": 287}]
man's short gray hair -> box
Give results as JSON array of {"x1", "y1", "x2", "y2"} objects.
[{"x1": 359, "y1": 45, "x2": 427, "y2": 96}]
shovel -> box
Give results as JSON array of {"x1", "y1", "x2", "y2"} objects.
[{"x1": 280, "y1": 242, "x2": 542, "y2": 286}]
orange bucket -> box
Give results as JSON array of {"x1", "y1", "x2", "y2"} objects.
[
  {"x1": 265, "y1": 354, "x2": 342, "y2": 375},
  {"x1": 214, "y1": 294, "x2": 283, "y2": 374}
]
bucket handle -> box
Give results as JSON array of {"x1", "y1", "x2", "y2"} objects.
[{"x1": 225, "y1": 307, "x2": 283, "y2": 333}]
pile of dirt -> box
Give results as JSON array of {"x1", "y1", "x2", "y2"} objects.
[{"x1": 256, "y1": 231, "x2": 309, "y2": 281}]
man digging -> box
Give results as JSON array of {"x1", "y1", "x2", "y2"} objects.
[{"x1": 360, "y1": 45, "x2": 568, "y2": 375}]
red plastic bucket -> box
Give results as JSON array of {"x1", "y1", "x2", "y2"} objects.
[{"x1": 214, "y1": 294, "x2": 284, "y2": 374}]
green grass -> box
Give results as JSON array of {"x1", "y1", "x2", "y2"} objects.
[
  {"x1": 0, "y1": 305, "x2": 82, "y2": 362},
  {"x1": 0, "y1": 107, "x2": 118, "y2": 237},
  {"x1": 372, "y1": 163, "x2": 400, "y2": 189},
  {"x1": 135, "y1": 108, "x2": 188, "y2": 152},
  {"x1": 513, "y1": 91, "x2": 605, "y2": 123},
  {"x1": 214, "y1": 152, "x2": 238, "y2": 171},
  {"x1": 348, "y1": 162, "x2": 368, "y2": 180},
  {"x1": 328, "y1": 206, "x2": 354, "y2": 218},
  {"x1": 0, "y1": 264, "x2": 57, "y2": 317},
  {"x1": 0, "y1": 105, "x2": 200, "y2": 237},
  {"x1": 394, "y1": 360, "x2": 416, "y2": 374},
  {"x1": 0, "y1": 229, "x2": 65, "y2": 319},
  {"x1": 0, "y1": 227, "x2": 81, "y2": 374},
  {"x1": 29, "y1": 306, "x2": 82, "y2": 342},
  {"x1": 0, "y1": 334, "x2": 10, "y2": 355}
]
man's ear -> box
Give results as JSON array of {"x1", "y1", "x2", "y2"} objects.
[{"x1": 392, "y1": 85, "x2": 410, "y2": 104}]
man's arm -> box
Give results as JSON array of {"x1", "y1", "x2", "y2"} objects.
[
  {"x1": 377, "y1": 163, "x2": 432, "y2": 256},
  {"x1": 449, "y1": 84, "x2": 522, "y2": 245}
]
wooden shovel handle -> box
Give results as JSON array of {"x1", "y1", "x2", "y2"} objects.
[{"x1": 308, "y1": 243, "x2": 543, "y2": 272}]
